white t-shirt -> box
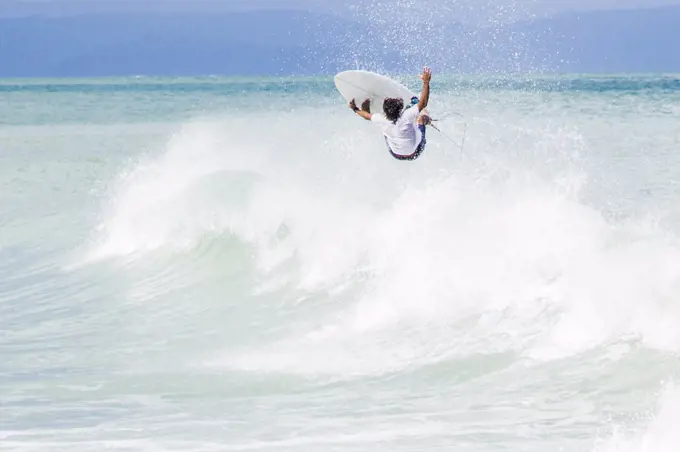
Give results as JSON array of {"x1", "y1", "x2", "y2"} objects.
[{"x1": 370, "y1": 106, "x2": 422, "y2": 156}]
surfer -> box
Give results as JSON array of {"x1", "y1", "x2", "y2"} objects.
[{"x1": 349, "y1": 66, "x2": 432, "y2": 161}]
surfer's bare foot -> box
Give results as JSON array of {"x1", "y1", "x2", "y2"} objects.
[{"x1": 361, "y1": 98, "x2": 371, "y2": 112}]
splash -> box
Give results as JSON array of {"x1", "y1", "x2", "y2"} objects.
[
  {"x1": 593, "y1": 384, "x2": 680, "y2": 452},
  {"x1": 76, "y1": 96, "x2": 680, "y2": 378},
  {"x1": 337, "y1": 0, "x2": 554, "y2": 74}
]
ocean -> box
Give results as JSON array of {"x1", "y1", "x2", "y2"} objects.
[{"x1": 1, "y1": 74, "x2": 679, "y2": 452}]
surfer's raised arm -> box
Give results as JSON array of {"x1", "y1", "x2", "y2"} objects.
[{"x1": 417, "y1": 66, "x2": 431, "y2": 112}]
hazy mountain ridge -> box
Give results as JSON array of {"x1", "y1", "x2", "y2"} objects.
[{"x1": 1, "y1": 6, "x2": 678, "y2": 77}]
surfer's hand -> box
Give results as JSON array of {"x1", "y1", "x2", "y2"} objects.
[
  {"x1": 349, "y1": 99, "x2": 358, "y2": 111},
  {"x1": 420, "y1": 66, "x2": 432, "y2": 83}
]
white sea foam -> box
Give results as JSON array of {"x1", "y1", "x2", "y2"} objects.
[{"x1": 4, "y1": 78, "x2": 679, "y2": 452}]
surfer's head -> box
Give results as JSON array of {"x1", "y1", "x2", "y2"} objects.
[{"x1": 383, "y1": 98, "x2": 404, "y2": 123}]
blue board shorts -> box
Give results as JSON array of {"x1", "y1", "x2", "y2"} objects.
[{"x1": 387, "y1": 124, "x2": 427, "y2": 161}]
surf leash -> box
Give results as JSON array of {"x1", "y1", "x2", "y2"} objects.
[{"x1": 430, "y1": 120, "x2": 467, "y2": 160}]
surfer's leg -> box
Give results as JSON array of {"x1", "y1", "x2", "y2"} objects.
[{"x1": 417, "y1": 124, "x2": 427, "y2": 149}]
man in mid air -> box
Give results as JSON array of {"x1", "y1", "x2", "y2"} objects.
[{"x1": 349, "y1": 66, "x2": 432, "y2": 161}]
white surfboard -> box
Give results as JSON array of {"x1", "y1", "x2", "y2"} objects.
[{"x1": 334, "y1": 70, "x2": 418, "y2": 112}]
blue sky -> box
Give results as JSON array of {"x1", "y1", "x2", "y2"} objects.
[
  {"x1": 3, "y1": 0, "x2": 680, "y2": 16},
  {"x1": 2, "y1": 0, "x2": 679, "y2": 76}
]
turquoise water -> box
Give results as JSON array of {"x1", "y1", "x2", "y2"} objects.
[{"x1": 1, "y1": 74, "x2": 680, "y2": 452}]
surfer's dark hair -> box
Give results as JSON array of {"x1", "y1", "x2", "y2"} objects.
[{"x1": 383, "y1": 98, "x2": 404, "y2": 123}]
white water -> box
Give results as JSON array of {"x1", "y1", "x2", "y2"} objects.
[{"x1": 1, "y1": 81, "x2": 679, "y2": 451}]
